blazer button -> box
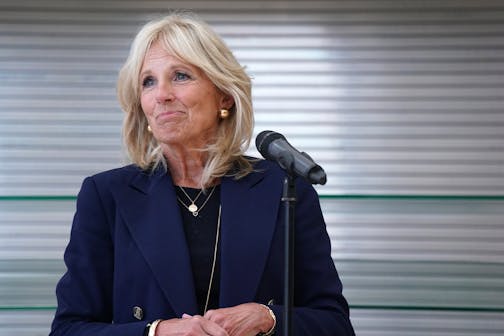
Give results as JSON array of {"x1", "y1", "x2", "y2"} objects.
[{"x1": 133, "y1": 306, "x2": 144, "y2": 320}]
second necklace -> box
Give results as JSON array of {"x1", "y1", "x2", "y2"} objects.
[{"x1": 177, "y1": 185, "x2": 217, "y2": 217}]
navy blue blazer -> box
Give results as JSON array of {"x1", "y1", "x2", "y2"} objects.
[{"x1": 50, "y1": 159, "x2": 354, "y2": 336}]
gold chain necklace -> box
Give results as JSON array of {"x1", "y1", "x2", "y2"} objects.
[
  {"x1": 177, "y1": 185, "x2": 216, "y2": 217},
  {"x1": 203, "y1": 205, "x2": 221, "y2": 314}
]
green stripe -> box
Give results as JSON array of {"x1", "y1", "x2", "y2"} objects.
[
  {"x1": 350, "y1": 305, "x2": 504, "y2": 313},
  {"x1": 1, "y1": 195, "x2": 504, "y2": 201},
  {"x1": 0, "y1": 196, "x2": 77, "y2": 201},
  {"x1": 0, "y1": 306, "x2": 56, "y2": 311},
  {"x1": 1, "y1": 305, "x2": 504, "y2": 312},
  {"x1": 319, "y1": 194, "x2": 504, "y2": 200}
]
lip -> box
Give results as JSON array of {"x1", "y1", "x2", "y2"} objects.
[{"x1": 155, "y1": 110, "x2": 183, "y2": 122}]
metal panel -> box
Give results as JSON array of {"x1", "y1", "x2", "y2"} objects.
[
  {"x1": 0, "y1": 1, "x2": 503, "y2": 336},
  {"x1": 2, "y1": 309, "x2": 504, "y2": 336},
  {"x1": 322, "y1": 198, "x2": 504, "y2": 263},
  {"x1": 0, "y1": 200, "x2": 73, "y2": 260},
  {"x1": 351, "y1": 309, "x2": 504, "y2": 336},
  {"x1": 1, "y1": 0, "x2": 503, "y2": 195}
]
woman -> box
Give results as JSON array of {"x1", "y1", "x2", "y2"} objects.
[{"x1": 50, "y1": 13, "x2": 354, "y2": 336}]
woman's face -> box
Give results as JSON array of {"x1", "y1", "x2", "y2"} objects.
[{"x1": 139, "y1": 41, "x2": 231, "y2": 149}]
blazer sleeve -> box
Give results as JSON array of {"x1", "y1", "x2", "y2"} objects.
[
  {"x1": 268, "y1": 179, "x2": 355, "y2": 336},
  {"x1": 50, "y1": 176, "x2": 146, "y2": 336}
]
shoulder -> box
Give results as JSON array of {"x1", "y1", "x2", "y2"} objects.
[
  {"x1": 246, "y1": 157, "x2": 317, "y2": 196},
  {"x1": 241, "y1": 156, "x2": 286, "y2": 185},
  {"x1": 77, "y1": 164, "x2": 149, "y2": 198},
  {"x1": 86, "y1": 164, "x2": 144, "y2": 185},
  {"x1": 249, "y1": 156, "x2": 284, "y2": 175}
]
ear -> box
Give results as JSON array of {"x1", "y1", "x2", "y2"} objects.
[{"x1": 220, "y1": 94, "x2": 235, "y2": 110}]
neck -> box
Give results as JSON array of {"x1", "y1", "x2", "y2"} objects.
[{"x1": 162, "y1": 144, "x2": 208, "y2": 188}]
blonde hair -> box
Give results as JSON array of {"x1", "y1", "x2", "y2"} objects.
[{"x1": 117, "y1": 12, "x2": 254, "y2": 188}]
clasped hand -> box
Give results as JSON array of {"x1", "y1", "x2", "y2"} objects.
[{"x1": 154, "y1": 302, "x2": 273, "y2": 336}]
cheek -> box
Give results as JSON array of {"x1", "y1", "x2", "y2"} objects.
[
  {"x1": 140, "y1": 93, "x2": 154, "y2": 115},
  {"x1": 190, "y1": 90, "x2": 220, "y2": 115}
]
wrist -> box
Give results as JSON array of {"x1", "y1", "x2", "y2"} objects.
[
  {"x1": 258, "y1": 304, "x2": 276, "y2": 336},
  {"x1": 145, "y1": 319, "x2": 162, "y2": 336}
]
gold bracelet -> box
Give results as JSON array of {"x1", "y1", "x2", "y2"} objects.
[
  {"x1": 147, "y1": 319, "x2": 162, "y2": 336},
  {"x1": 258, "y1": 304, "x2": 276, "y2": 336}
]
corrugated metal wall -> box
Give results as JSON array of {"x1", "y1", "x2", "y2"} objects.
[{"x1": 1, "y1": 1, "x2": 503, "y2": 335}]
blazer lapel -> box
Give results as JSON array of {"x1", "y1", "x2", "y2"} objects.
[
  {"x1": 219, "y1": 169, "x2": 283, "y2": 307},
  {"x1": 116, "y1": 168, "x2": 198, "y2": 316}
]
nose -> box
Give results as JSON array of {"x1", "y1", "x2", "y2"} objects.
[{"x1": 155, "y1": 80, "x2": 174, "y2": 103}]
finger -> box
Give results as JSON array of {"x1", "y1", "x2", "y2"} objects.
[
  {"x1": 204, "y1": 308, "x2": 228, "y2": 325},
  {"x1": 203, "y1": 309, "x2": 214, "y2": 319},
  {"x1": 200, "y1": 318, "x2": 229, "y2": 336},
  {"x1": 182, "y1": 313, "x2": 192, "y2": 319}
]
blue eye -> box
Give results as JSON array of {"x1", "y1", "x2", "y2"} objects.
[
  {"x1": 142, "y1": 76, "x2": 156, "y2": 88},
  {"x1": 174, "y1": 71, "x2": 190, "y2": 81}
]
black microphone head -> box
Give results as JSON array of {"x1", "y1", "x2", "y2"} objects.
[
  {"x1": 255, "y1": 130, "x2": 285, "y2": 160},
  {"x1": 309, "y1": 167, "x2": 327, "y2": 185}
]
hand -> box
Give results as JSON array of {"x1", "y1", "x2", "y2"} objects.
[
  {"x1": 155, "y1": 316, "x2": 229, "y2": 336},
  {"x1": 203, "y1": 303, "x2": 274, "y2": 336}
]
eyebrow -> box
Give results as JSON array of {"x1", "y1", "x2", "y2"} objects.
[
  {"x1": 140, "y1": 60, "x2": 195, "y2": 75},
  {"x1": 139, "y1": 69, "x2": 151, "y2": 77}
]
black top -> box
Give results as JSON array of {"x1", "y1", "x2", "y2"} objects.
[{"x1": 175, "y1": 185, "x2": 221, "y2": 315}]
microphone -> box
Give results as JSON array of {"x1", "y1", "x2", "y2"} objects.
[{"x1": 255, "y1": 130, "x2": 327, "y2": 185}]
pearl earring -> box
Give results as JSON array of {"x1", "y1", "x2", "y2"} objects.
[{"x1": 147, "y1": 125, "x2": 152, "y2": 132}]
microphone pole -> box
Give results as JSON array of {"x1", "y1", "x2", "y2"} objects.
[{"x1": 282, "y1": 160, "x2": 296, "y2": 336}]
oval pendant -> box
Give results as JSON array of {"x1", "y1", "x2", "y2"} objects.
[{"x1": 188, "y1": 203, "x2": 198, "y2": 213}]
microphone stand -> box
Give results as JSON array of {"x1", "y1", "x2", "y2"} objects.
[
  {"x1": 282, "y1": 173, "x2": 296, "y2": 336},
  {"x1": 256, "y1": 132, "x2": 327, "y2": 335}
]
